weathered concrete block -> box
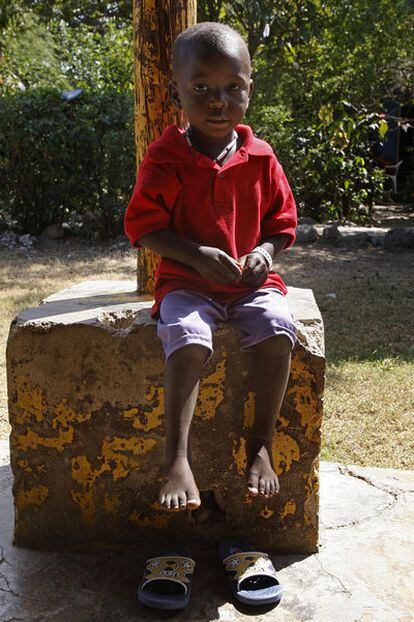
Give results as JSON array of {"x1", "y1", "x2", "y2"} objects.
[{"x1": 7, "y1": 281, "x2": 325, "y2": 554}]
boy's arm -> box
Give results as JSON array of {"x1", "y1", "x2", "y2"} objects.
[{"x1": 139, "y1": 229, "x2": 242, "y2": 285}]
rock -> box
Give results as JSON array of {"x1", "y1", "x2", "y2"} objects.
[
  {"x1": 299, "y1": 217, "x2": 318, "y2": 225},
  {"x1": 296, "y1": 224, "x2": 319, "y2": 243},
  {"x1": 7, "y1": 280, "x2": 325, "y2": 554},
  {"x1": 42, "y1": 224, "x2": 65, "y2": 239},
  {"x1": 325, "y1": 293, "x2": 337, "y2": 300},
  {"x1": 384, "y1": 228, "x2": 414, "y2": 251},
  {"x1": 321, "y1": 224, "x2": 340, "y2": 244},
  {"x1": 0, "y1": 231, "x2": 19, "y2": 247},
  {"x1": 337, "y1": 226, "x2": 370, "y2": 248},
  {"x1": 18, "y1": 234, "x2": 34, "y2": 248}
]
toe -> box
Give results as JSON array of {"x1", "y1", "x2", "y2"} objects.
[
  {"x1": 248, "y1": 472, "x2": 259, "y2": 496},
  {"x1": 264, "y1": 480, "x2": 270, "y2": 497},
  {"x1": 171, "y1": 494, "x2": 180, "y2": 511},
  {"x1": 164, "y1": 493, "x2": 172, "y2": 511},
  {"x1": 187, "y1": 491, "x2": 201, "y2": 509},
  {"x1": 178, "y1": 493, "x2": 187, "y2": 510},
  {"x1": 258, "y1": 477, "x2": 266, "y2": 496}
]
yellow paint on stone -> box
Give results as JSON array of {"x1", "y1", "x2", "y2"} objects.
[
  {"x1": 272, "y1": 432, "x2": 300, "y2": 475},
  {"x1": 129, "y1": 511, "x2": 170, "y2": 529},
  {"x1": 290, "y1": 357, "x2": 315, "y2": 383},
  {"x1": 277, "y1": 415, "x2": 289, "y2": 429},
  {"x1": 15, "y1": 392, "x2": 92, "y2": 452},
  {"x1": 195, "y1": 358, "x2": 226, "y2": 420},
  {"x1": 17, "y1": 458, "x2": 32, "y2": 473},
  {"x1": 16, "y1": 485, "x2": 48, "y2": 510},
  {"x1": 280, "y1": 500, "x2": 296, "y2": 519},
  {"x1": 16, "y1": 428, "x2": 73, "y2": 452},
  {"x1": 287, "y1": 381, "x2": 321, "y2": 442},
  {"x1": 123, "y1": 386, "x2": 164, "y2": 432},
  {"x1": 100, "y1": 436, "x2": 156, "y2": 481},
  {"x1": 70, "y1": 455, "x2": 110, "y2": 525},
  {"x1": 232, "y1": 437, "x2": 247, "y2": 475},
  {"x1": 103, "y1": 493, "x2": 121, "y2": 514},
  {"x1": 260, "y1": 506, "x2": 274, "y2": 519},
  {"x1": 70, "y1": 490, "x2": 97, "y2": 527},
  {"x1": 52, "y1": 399, "x2": 91, "y2": 429},
  {"x1": 303, "y1": 467, "x2": 319, "y2": 526},
  {"x1": 243, "y1": 392, "x2": 255, "y2": 429},
  {"x1": 15, "y1": 377, "x2": 45, "y2": 424}
]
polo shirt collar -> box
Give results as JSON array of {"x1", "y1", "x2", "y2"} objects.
[{"x1": 146, "y1": 123, "x2": 273, "y2": 166}]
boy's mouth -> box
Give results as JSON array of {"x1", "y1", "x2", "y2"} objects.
[{"x1": 206, "y1": 118, "x2": 230, "y2": 125}]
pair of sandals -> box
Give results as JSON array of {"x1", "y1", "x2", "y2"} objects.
[{"x1": 138, "y1": 541, "x2": 283, "y2": 610}]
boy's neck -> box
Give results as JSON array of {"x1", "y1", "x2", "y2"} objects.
[{"x1": 185, "y1": 125, "x2": 240, "y2": 162}]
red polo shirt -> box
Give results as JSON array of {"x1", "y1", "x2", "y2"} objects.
[{"x1": 124, "y1": 123, "x2": 297, "y2": 316}]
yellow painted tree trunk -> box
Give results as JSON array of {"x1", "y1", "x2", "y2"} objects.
[{"x1": 132, "y1": 0, "x2": 197, "y2": 294}]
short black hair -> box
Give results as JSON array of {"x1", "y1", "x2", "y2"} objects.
[{"x1": 172, "y1": 22, "x2": 251, "y2": 76}]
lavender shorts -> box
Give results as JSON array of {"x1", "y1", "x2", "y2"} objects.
[{"x1": 157, "y1": 288, "x2": 297, "y2": 360}]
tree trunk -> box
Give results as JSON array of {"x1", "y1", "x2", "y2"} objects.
[{"x1": 133, "y1": 0, "x2": 197, "y2": 294}]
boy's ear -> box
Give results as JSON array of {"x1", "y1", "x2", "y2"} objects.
[
  {"x1": 248, "y1": 79, "x2": 254, "y2": 101},
  {"x1": 168, "y1": 80, "x2": 181, "y2": 110},
  {"x1": 245, "y1": 79, "x2": 254, "y2": 111}
]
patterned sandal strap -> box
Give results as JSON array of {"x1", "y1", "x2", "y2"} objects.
[
  {"x1": 223, "y1": 551, "x2": 278, "y2": 591},
  {"x1": 142, "y1": 556, "x2": 196, "y2": 595}
]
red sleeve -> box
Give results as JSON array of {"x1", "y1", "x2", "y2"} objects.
[
  {"x1": 124, "y1": 156, "x2": 181, "y2": 248},
  {"x1": 261, "y1": 156, "x2": 297, "y2": 248}
]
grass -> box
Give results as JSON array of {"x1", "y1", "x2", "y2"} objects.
[{"x1": 0, "y1": 238, "x2": 413, "y2": 469}]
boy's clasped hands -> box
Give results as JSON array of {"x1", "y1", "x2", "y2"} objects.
[{"x1": 194, "y1": 245, "x2": 270, "y2": 287}]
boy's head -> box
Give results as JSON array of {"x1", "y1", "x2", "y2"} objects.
[{"x1": 170, "y1": 22, "x2": 253, "y2": 142}]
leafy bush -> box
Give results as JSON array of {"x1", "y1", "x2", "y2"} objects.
[
  {"x1": 0, "y1": 89, "x2": 135, "y2": 238},
  {"x1": 248, "y1": 102, "x2": 386, "y2": 222}
]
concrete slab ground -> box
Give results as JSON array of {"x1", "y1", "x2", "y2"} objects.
[{"x1": 0, "y1": 440, "x2": 413, "y2": 622}]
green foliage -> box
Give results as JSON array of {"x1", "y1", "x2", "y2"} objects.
[
  {"x1": 248, "y1": 102, "x2": 385, "y2": 222},
  {"x1": 55, "y1": 20, "x2": 133, "y2": 92},
  {"x1": 0, "y1": 90, "x2": 135, "y2": 238},
  {"x1": 0, "y1": 5, "x2": 133, "y2": 95},
  {"x1": 0, "y1": 11, "x2": 69, "y2": 95},
  {"x1": 1, "y1": 0, "x2": 412, "y2": 229}
]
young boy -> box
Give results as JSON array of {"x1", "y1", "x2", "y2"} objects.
[{"x1": 124, "y1": 22, "x2": 297, "y2": 513}]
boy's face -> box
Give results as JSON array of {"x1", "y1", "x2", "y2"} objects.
[{"x1": 170, "y1": 49, "x2": 253, "y2": 143}]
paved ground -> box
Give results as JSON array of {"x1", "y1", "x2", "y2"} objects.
[{"x1": 0, "y1": 441, "x2": 413, "y2": 622}]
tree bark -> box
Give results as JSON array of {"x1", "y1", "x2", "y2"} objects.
[{"x1": 132, "y1": 0, "x2": 197, "y2": 294}]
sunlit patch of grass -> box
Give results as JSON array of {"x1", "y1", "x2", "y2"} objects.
[{"x1": 322, "y1": 358, "x2": 414, "y2": 468}]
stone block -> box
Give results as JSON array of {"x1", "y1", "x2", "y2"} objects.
[{"x1": 7, "y1": 281, "x2": 325, "y2": 554}]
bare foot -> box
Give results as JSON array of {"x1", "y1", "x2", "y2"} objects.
[
  {"x1": 247, "y1": 442, "x2": 280, "y2": 498},
  {"x1": 159, "y1": 455, "x2": 201, "y2": 512}
]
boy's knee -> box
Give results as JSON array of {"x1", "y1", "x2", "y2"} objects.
[
  {"x1": 168, "y1": 343, "x2": 211, "y2": 366},
  {"x1": 256, "y1": 334, "x2": 293, "y2": 356}
]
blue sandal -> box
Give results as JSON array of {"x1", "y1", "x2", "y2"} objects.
[
  {"x1": 219, "y1": 541, "x2": 283, "y2": 606},
  {"x1": 138, "y1": 550, "x2": 195, "y2": 610}
]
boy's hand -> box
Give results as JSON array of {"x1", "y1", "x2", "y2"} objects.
[
  {"x1": 193, "y1": 246, "x2": 242, "y2": 284},
  {"x1": 238, "y1": 252, "x2": 270, "y2": 286}
]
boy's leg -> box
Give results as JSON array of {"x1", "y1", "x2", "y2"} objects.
[
  {"x1": 247, "y1": 334, "x2": 291, "y2": 497},
  {"x1": 160, "y1": 344, "x2": 209, "y2": 512},
  {"x1": 157, "y1": 290, "x2": 226, "y2": 511},
  {"x1": 228, "y1": 289, "x2": 296, "y2": 498}
]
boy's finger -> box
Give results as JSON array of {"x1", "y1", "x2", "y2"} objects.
[{"x1": 219, "y1": 253, "x2": 243, "y2": 277}]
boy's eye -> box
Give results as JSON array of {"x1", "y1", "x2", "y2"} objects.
[
  {"x1": 193, "y1": 84, "x2": 208, "y2": 92},
  {"x1": 228, "y1": 84, "x2": 241, "y2": 92}
]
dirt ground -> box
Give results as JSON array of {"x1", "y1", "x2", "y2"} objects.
[{"x1": 0, "y1": 232, "x2": 413, "y2": 467}]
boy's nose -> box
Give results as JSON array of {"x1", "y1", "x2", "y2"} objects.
[{"x1": 209, "y1": 89, "x2": 228, "y2": 107}]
